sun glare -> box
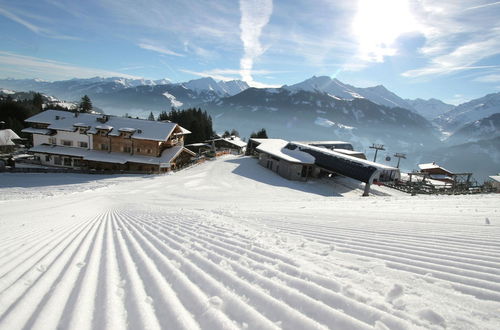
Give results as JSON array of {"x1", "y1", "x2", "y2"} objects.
[{"x1": 352, "y1": 0, "x2": 419, "y2": 62}]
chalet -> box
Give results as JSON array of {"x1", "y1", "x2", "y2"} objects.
[
  {"x1": 253, "y1": 138, "x2": 400, "y2": 195},
  {"x1": 418, "y1": 162, "x2": 454, "y2": 183},
  {"x1": 22, "y1": 110, "x2": 195, "y2": 173},
  {"x1": 0, "y1": 128, "x2": 21, "y2": 154},
  {"x1": 209, "y1": 136, "x2": 247, "y2": 154}
]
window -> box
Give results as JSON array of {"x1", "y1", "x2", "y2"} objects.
[
  {"x1": 79, "y1": 128, "x2": 87, "y2": 134},
  {"x1": 45, "y1": 155, "x2": 50, "y2": 162},
  {"x1": 61, "y1": 140, "x2": 73, "y2": 146},
  {"x1": 48, "y1": 137, "x2": 56, "y2": 145},
  {"x1": 123, "y1": 146, "x2": 131, "y2": 153},
  {"x1": 147, "y1": 149, "x2": 152, "y2": 154},
  {"x1": 73, "y1": 159, "x2": 84, "y2": 167},
  {"x1": 136, "y1": 147, "x2": 141, "y2": 153},
  {"x1": 101, "y1": 144, "x2": 109, "y2": 151},
  {"x1": 79, "y1": 141, "x2": 88, "y2": 148},
  {"x1": 63, "y1": 158, "x2": 72, "y2": 166},
  {"x1": 54, "y1": 157, "x2": 62, "y2": 165}
]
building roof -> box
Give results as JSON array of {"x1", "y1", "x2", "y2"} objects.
[
  {"x1": 21, "y1": 127, "x2": 52, "y2": 135},
  {"x1": 418, "y1": 162, "x2": 453, "y2": 174},
  {"x1": 489, "y1": 175, "x2": 500, "y2": 183},
  {"x1": 0, "y1": 129, "x2": 21, "y2": 146},
  {"x1": 292, "y1": 141, "x2": 398, "y2": 171},
  {"x1": 29, "y1": 144, "x2": 194, "y2": 166},
  {"x1": 213, "y1": 136, "x2": 247, "y2": 148},
  {"x1": 25, "y1": 110, "x2": 191, "y2": 142},
  {"x1": 256, "y1": 139, "x2": 315, "y2": 164}
]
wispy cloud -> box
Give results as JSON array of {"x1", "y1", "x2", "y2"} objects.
[
  {"x1": 138, "y1": 43, "x2": 183, "y2": 57},
  {"x1": 238, "y1": 0, "x2": 273, "y2": 84},
  {"x1": 402, "y1": 1, "x2": 500, "y2": 78},
  {"x1": 0, "y1": 51, "x2": 140, "y2": 80},
  {"x1": 473, "y1": 73, "x2": 500, "y2": 82},
  {"x1": 0, "y1": 6, "x2": 78, "y2": 40},
  {"x1": 465, "y1": 1, "x2": 500, "y2": 10}
]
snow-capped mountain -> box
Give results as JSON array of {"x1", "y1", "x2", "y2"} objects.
[
  {"x1": 435, "y1": 92, "x2": 500, "y2": 131},
  {"x1": 181, "y1": 77, "x2": 249, "y2": 97},
  {"x1": 405, "y1": 98, "x2": 455, "y2": 120},
  {"x1": 283, "y1": 76, "x2": 413, "y2": 110},
  {"x1": 201, "y1": 87, "x2": 439, "y2": 156},
  {"x1": 446, "y1": 113, "x2": 500, "y2": 146}
]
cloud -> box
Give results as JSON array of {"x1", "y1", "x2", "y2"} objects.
[
  {"x1": 402, "y1": 1, "x2": 500, "y2": 78},
  {"x1": 138, "y1": 43, "x2": 183, "y2": 57},
  {"x1": 238, "y1": 0, "x2": 273, "y2": 84},
  {"x1": 465, "y1": 1, "x2": 500, "y2": 10},
  {"x1": 0, "y1": 6, "x2": 78, "y2": 40},
  {"x1": 0, "y1": 51, "x2": 141, "y2": 80},
  {"x1": 473, "y1": 73, "x2": 500, "y2": 82}
]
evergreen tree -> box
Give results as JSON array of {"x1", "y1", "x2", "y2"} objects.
[
  {"x1": 157, "y1": 107, "x2": 214, "y2": 144},
  {"x1": 250, "y1": 128, "x2": 268, "y2": 139},
  {"x1": 32, "y1": 92, "x2": 43, "y2": 111},
  {"x1": 222, "y1": 130, "x2": 231, "y2": 138},
  {"x1": 230, "y1": 129, "x2": 240, "y2": 137},
  {"x1": 148, "y1": 111, "x2": 155, "y2": 121},
  {"x1": 78, "y1": 95, "x2": 92, "y2": 113}
]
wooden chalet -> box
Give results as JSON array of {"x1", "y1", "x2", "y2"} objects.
[{"x1": 22, "y1": 110, "x2": 195, "y2": 173}]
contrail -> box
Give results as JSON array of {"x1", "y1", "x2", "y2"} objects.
[{"x1": 239, "y1": 0, "x2": 273, "y2": 85}]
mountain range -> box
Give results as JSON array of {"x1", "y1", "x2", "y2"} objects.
[{"x1": 1, "y1": 75, "x2": 499, "y2": 180}]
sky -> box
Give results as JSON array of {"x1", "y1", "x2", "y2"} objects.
[{"x1": 1, "y1": 0, "x2": 500, "y2": 104}]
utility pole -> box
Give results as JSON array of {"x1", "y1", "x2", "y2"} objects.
[
  {"x1": 394, "y1": 153, "x2": 407, "y2": 168},
  {"x1": 369, "y1": 144, "x2": 385, "y2": 162}
]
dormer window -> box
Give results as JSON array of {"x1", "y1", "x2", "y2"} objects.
[{"x1": 79, "y1": 128, "x2": 87, "y2": 134}]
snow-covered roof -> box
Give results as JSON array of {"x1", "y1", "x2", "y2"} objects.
[
  {"x1": 489, "y1": 175, "x2": 500, "y2": 183},
  {"x1": 215, "y1": 137, "x2": 247, "y2": 148},
  {"x1": 300, "y1": 140, "x2": 351, "y2": 145},
  {"x1": 29, "y1": 144, "x2": 194, "y2": 166},
  {"x1": 292, "y1": 141, "x2": 398, "y2": 170},
  {"x1": 21, "y1": 127, "x2": 52, "y2": 135},
  {"x1": 333, "y1": 148, "x2": 364, "y2": 155},
  {"x1": 418, "y1": 162, "x2": 453, "y2": 174},
  {"x1": 0, "y1": 129, "x2": 21, "y2": 146},
  {"x1": 256, "y1": 139, "x2": 315, "y2": 164},
  {"x1": 25, "y1": 110, "x2": 190, "y2": 142}
]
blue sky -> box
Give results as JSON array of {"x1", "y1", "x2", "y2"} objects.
[{"x1": 1, "y1": 0, "x2": 500, "y2": 104}]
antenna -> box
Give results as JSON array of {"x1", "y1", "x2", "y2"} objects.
[
  {"x1": 394, "y1": 152, "x2": 407, "y2": 168},
  {"x1": 369, "y1": 143, "x2": 385, "y2": 162}
]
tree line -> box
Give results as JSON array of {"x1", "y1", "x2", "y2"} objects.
[{"x1": 157, "y1": 108, "x2": 214, "y2": 145}]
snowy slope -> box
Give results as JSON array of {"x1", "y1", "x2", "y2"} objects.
[
  {"x1": 182, "y1": 77, "x2": 249, "y2": 97},
  {"x1": 435, "y1": 92, "x2": 500, "y2": 131},
  {"x1": 283, "y1": 76, "x2": 413, "y2": 110},
  {"x1": 405, "y1": 98, "x2": 455, "y2": 120},
  {"x1": 0, "y1": 156, "x2": 499, "y2": 329}
]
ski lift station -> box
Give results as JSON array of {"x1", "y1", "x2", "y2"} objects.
[{"x1": 248, "y1": 138, "x2": 400, "y2": 196}]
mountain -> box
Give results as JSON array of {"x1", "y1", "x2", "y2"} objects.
[
  {"x1": 434, "y1": 92, "x2": 500, "y2": 132},
  {"x1": 283, "y1": 76, "x2": 414, "y2": 110},
  {"x1": 446, "y1": 113, "x2": 500, "y2": 146},
  {"x1": 405, "y1": 98, "x2": 455, "y2": 120},
  {"x1": 201, "y1": 87, "x2": 439, "y2": 164},
  {"x1": 180, "y1": 77, "x2": 249, "y2": 97}
]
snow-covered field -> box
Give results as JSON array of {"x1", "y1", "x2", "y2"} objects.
[{"x1": 0, "y1": 156, "x2": 499, "y2": 329}]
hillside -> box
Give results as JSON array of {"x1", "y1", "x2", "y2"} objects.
[{"x1": 0, "y1": 156, "x2": 499, "y2": 329}]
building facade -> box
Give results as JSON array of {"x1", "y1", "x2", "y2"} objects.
[{"x1": 23, "y1": 110, "x2": 195, "y2": 172}]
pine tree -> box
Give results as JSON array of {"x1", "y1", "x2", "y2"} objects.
[
  {"x1": 32, "y1": 92, "x2": 43, "y2": 111},
  {"x1": 250, "y1": 128, "x2": 268, "y2": 139},
  {"x1": 78, "y1": 95, "x2": 92, "y2": 113},
  {"x1": 148, "y1": 111, "x2": 155, "y2": 121}
]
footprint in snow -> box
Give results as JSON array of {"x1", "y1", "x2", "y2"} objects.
[
  {"x1": 208, "y1": 296, "x2": 223, "y2": 309},
  {"x1": 418, "y1": 308, "x2": 446, "y2": 327},
  {"x1": 36, "y1": 264, "x2": 47, "y2": 272},
  {"x1": 76, "y1": 261, "x2": 86, "y2": 268},
  {"x1": 385, "y1": 283, "x2": 404, "y2": 303}
]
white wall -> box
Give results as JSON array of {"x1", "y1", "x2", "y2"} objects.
[{"x1": 32, "y1": 130, "x2": 92, "y2": 149}]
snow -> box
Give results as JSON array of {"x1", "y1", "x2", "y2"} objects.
[
  {"x1": 314, "y1": 117, "x2": 355, "y2": 130},
  {"x1": 163, "y1": 91, "x2": 184, "y2": 108},
  {"x1": 0, "y1": 155, "x2": 499, "y2": 329},
  {"x1": 27, "y1": 110, "x2": 189, "y2": 142},
  {"x1": 0, "y1": 129, "x2": 21, "y2": 146},
  {"x1": 256, "y1": 139, "x2": 315, "y2": 164}
]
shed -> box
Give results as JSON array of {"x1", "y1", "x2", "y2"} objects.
[{"x1": 0, "y1": 129, "x2": 21, "y2": 153}]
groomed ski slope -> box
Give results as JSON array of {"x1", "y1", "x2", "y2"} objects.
[{"x1": 0, "y1": 155, "x2": 499, "y2": 329}]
